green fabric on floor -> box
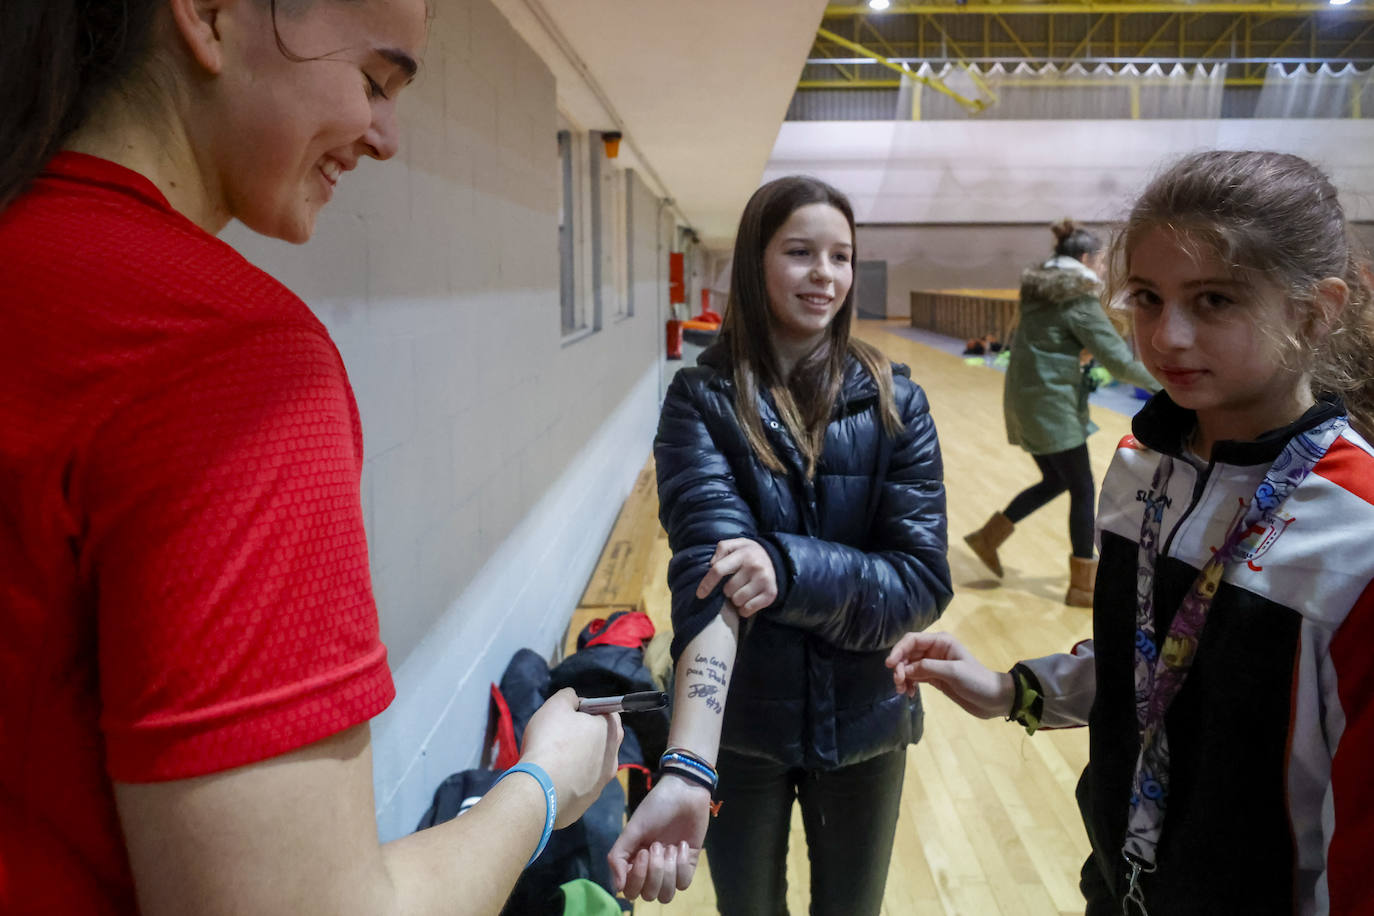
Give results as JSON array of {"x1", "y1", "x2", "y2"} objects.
[{"x1": 558, "y1": 878, "x2": 622, "y2": 915}]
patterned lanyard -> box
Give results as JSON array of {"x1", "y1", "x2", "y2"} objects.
[{"x1": 1120, "y1": 414, "x2": 1347, "y2": 915}]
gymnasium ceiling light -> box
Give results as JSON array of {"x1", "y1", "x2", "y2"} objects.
[{"x1": 868, "y1": 0, "x2": 890, "y2": 9}]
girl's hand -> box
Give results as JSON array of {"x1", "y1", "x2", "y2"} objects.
[
  {"x1": 608, "y1": 775, "x2": 710, "y2": 902},
  {"x1": 695, "y1": 538, "x2": 777, "y2": 618},
  {"x1": 885, "y1": 632, "x2": 1013, "y2": 719}
]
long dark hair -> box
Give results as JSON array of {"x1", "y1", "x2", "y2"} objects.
[
  {"x1": 721, "y1": 175, "x2": 902, "y2": 479},
  {"x1": 1107, "y1": 150, "x2": 1374, "y2": 438},
  {"x1": 0, "y1": 0, "x2": 359, "y2": 213},
  {"x1": 1050, "y1": 217, "x2": 1101, "y2": 262},
  {"x1": 0, "y1": 1, "x2": 162, "y2": 210}
]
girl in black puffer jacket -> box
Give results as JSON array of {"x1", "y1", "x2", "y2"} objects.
[{"x1": 609, "y1": 176, "x2": 953, "y2": 914}]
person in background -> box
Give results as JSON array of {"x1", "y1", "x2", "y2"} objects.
[
  {"x1": 889, "y1": 150, "x2": 1374, "y2": 914},
  {"x1": 608, "y1": 175, "x2": 953, "y2": 913},
  {"x1": 964, "y1": 218, "x2": 1158, "y2": 607},
  {"x1": 0, "y1": 3, "x2": 620, "y2": 914}
]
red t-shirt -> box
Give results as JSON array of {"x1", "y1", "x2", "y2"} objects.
[{"x1": 0, "y1": 153, "x2": 395, "y2": 913}]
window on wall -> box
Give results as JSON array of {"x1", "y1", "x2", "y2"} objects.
[
  {"x1": 557, "y1": 128, "x2": 577, "y2": 336},
  {"x1": 559, "y1": 119, "x2": 600, "y2": 341},
  {"x1": 560, "y1": 123, "x2": 640, "y2": 338},
  {"x1": 589, "y1": 130, "x2": 607, "y2": 327},
  {"x1": 590, "y1": 139, "x2": 636, "y2": 323},
  {"x1": 622, "y1": 169, "x2": 634, "y2": 318},
  {"x1": 599, "y1": 153, "x2": 631, "y2": 322}
]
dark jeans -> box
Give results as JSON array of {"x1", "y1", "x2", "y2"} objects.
[
  {"x1": 704, "y1": 747, "x2": 907, "y2": 916},
  {"x1": 1004, "y1": 443, "x2": 1095, "y2": 558}
]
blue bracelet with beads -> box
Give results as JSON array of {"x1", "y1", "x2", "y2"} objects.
[{"x1": 660, "y1": 749, "x2": 718, "y2": 789}]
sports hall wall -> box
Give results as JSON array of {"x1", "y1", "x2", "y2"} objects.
[
  {"x1": 219, "y1": 0, "x2": 1374, "y2": 841},
  {"x1": 767, "y1": 119, "x2": 1374, "y2": 316},
  {"x1": 224, "y1": 0, "x2": 687, "y2": 840}
]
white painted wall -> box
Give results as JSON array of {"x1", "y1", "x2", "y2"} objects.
[
  {"x1": 767, "y1": 120, "x2": 1374, "y2": 317},
  {"x1": 223, "y1": 0, "x2": 667, "y2": 840},
  {"x1": 858, "y1": 223, "x2": 1114, "y2": 317},
  {"x1": 861, "y1": 222, "x2": 1374, "y2": 319},
  {"x1": 765, "y1": 119, "x2": 1374, "y2": 225}
]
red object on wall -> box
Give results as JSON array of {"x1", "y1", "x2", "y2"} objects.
[
  {"x1": 666, "y1": 320, "x2": 683, "y2": 359},
  {"x1": 669, "y1": 252, "x2": 685, "y2": 304}
]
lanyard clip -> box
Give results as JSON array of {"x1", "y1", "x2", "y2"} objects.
[{"x1": 1122, "y1": 853, "x2": 1154, "y2": 916}]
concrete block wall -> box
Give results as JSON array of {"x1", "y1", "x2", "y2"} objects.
[
  {"x1": 860, "y1": 221, "x2": 1373, "y2": 321},
  {"x1": 858, "y1": 223, "x2": 1113, "y2": 317},
  {"x1": 769, "y1": 120, "x2": 1374, "y2": 318},
  {"x1": 766, "y1": 120, "x2": 1374, "y2": 227},
  {"x1": 224, "y1": 0, "x2": 667, "y2": 839}
]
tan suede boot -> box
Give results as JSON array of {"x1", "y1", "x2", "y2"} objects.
[
  {"x1": 1065, "y1": 555, "x2": 1097, "y2": 607},
  {"x1": 963, "y1": 512, "x2": 1015, "y2": 577}
]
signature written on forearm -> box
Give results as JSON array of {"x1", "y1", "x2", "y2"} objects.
[
  {"x1": 692, "y1": 654, "x2": 727, "y2": 685},
  {"x1": 687, "y1": 655, "x2": 728, "y2": 713}
]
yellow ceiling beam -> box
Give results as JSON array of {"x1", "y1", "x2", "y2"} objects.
[
  {"x1": 798, "y1": 75, "x2": 1268, "y2": 87},
  {"x1": 814, "y1": 27, "x2": 989, "y2": 108},
  {"x1": 813, "y1": 33, "x2": 859, "y2": 80},
  {"x1": 993, "y1": 13, "x2": 1037, "y2": 57},
  {"x1": 1137, "y1": 12, "x2": 1179, "y2": 55},
  {"x1": 1200, "y1": 16, "x2": 1244, "y2": 57},
  {"x1": 1338, "y1": 20, "x2": 1374, "y2": 55},
  {"x1": 861, "y1": 18, "x2": 903, "y2": 58},
  {"x1": 1067, "y1": 13, "x2": 1111, "y2": 58},
  {"x1": 1269, "y1": 16, "x2": 1313, "y2": 56},
  {"x1": 922, "y1": 15, "x2": 976, "y2": 59},
  {"x1": 825, "y1": 3, "x2": 1374, "y2": 15}
]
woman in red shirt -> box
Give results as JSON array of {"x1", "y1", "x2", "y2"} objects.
[{"x1": 0, "y1": 3, "x2": 621, "y2": 914}]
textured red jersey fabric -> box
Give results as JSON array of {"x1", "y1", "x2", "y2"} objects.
[{"x1": 0, "y1": 153, "x2": 395, "y2": 914}]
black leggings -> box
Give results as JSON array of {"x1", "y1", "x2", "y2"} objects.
[
  {"x1": 704, "y1": 747, "x2": 907, "y2": 916},
  {"x1": 1003, "y1": 443, "x2": 1095, "y2": 558}
]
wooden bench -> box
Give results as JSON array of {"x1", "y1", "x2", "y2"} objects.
[
  {"x1": 578, "y1": 456, "x2": 661, "y2": 610},
  {"x1": 910, "y1": 288, "x2": 1019, "y2": 344},
  {"x1": 560, "y1": 455, "x2": 667, "y2": 662}
]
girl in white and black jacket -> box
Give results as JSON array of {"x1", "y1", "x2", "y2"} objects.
[{"x1": 888, "y1": 150, "x2": 1374, "y2": 915}]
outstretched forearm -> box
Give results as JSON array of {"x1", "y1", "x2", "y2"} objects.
[
  {"x1": 605, "y1": 607, "x2": 739, "y2": 902},
  {"x1": 118, "y1": 691, "x2": 621, "y2": 916},
  {"x1": 667, "y1": 607, "x2": 740, "y2": 764},
  {"x1": 380, "y1": 775, "x2": 547, "y2": 914}
]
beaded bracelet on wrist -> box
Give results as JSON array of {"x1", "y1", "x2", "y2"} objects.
[{"x1": 660, "y1": 751, "x2": 718, "y2": 790}]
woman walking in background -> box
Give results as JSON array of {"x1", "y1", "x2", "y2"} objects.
[{"x1": 965, "y1": 218, "x2": 1158, "y2": 606}]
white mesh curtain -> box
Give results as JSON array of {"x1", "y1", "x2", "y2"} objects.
[
  {"x1": 1255, "y1": 63, "x2": 1373, "y2": 118},
  {"x1": 897, "y1": 62, "x2": 1226, "y2": 120}
]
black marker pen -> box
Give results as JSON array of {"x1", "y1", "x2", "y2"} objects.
[{"x1": 577, "y1": 690, "x2": 668, "y2": 715}]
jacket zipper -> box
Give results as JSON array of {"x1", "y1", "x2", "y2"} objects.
[{"x1": 1154, "y1": 453, "x2": 1212, "y2": 622}]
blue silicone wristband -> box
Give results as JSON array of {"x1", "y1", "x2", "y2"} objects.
[{"x1": 496, "y1": 762, "x2": 557, "y2": 867}]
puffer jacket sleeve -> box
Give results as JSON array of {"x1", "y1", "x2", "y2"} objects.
[
  {"x1": 656, "y1": 370, "x2": 763, "y2": 660},
  {"x1": 1065, "y1": 298, "x2": 1161, "y2": 393},
  {"x1": 762, "y1": 380, "x2": 953, "y2": 652}
]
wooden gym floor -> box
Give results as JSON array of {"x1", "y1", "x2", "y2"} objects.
[{"x1": 627, "y1": 318, "x2": 1135, "y2": 915}]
